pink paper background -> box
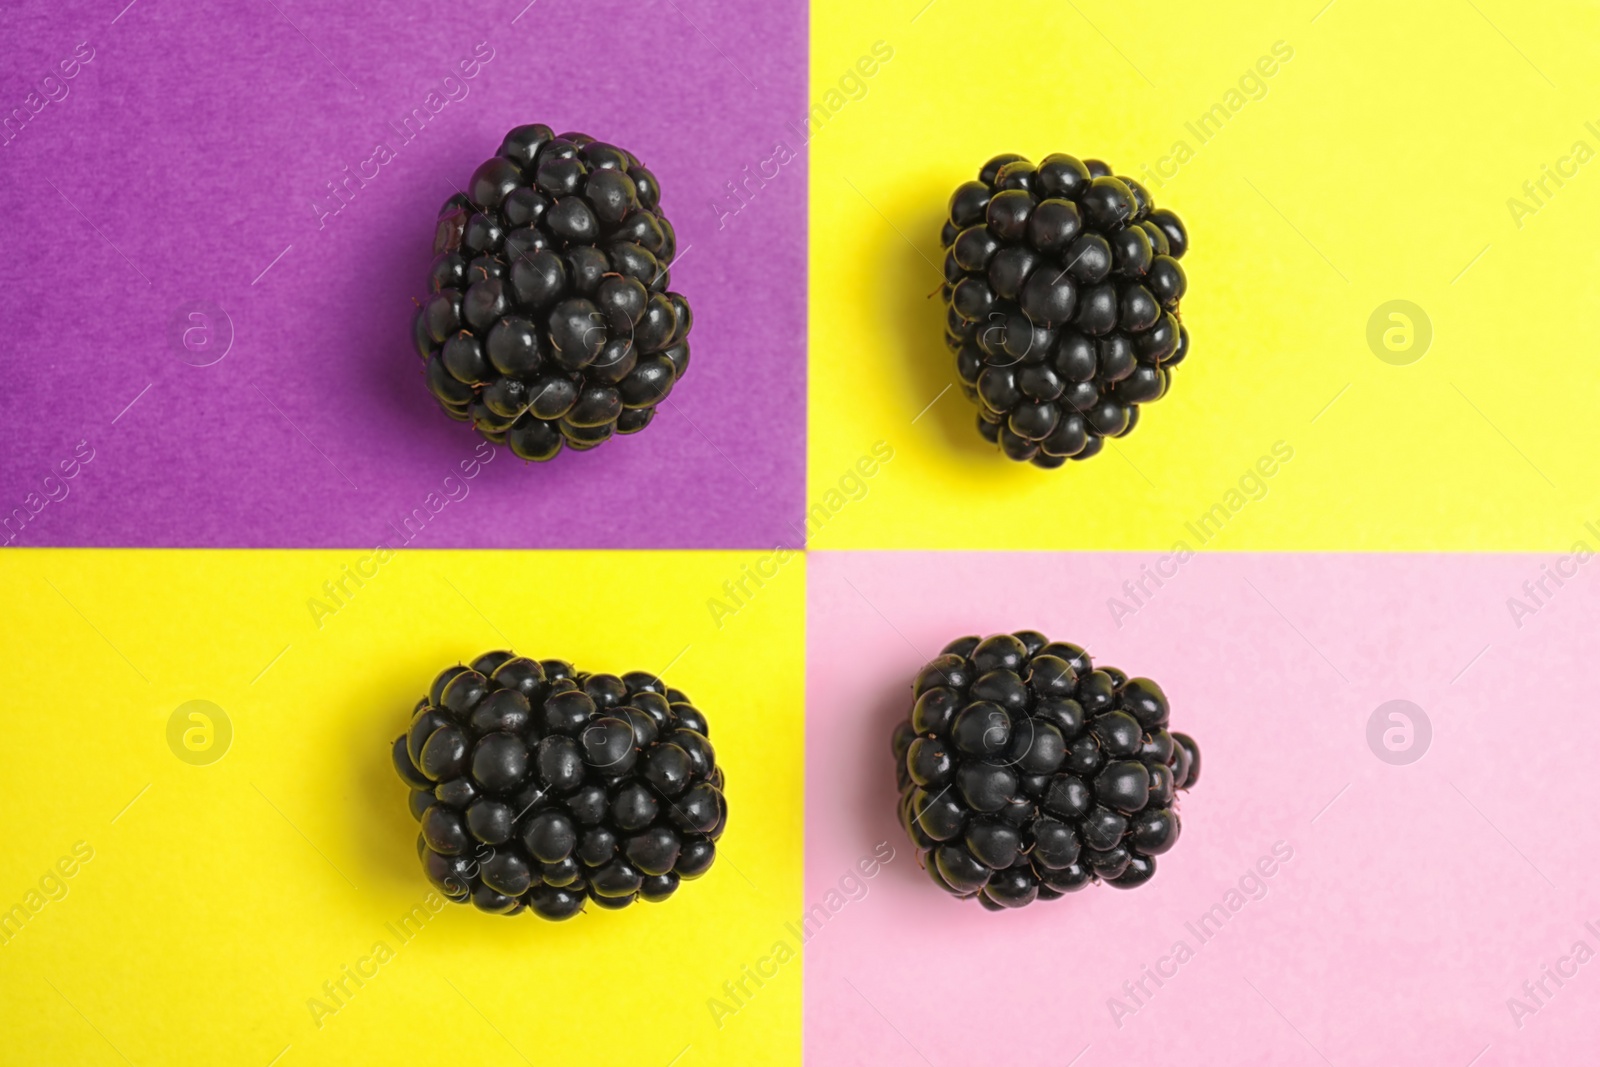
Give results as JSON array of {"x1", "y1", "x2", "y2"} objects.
[
  {"x1": 0, "y1": 0, "x2": 805, "y2": 549},
  {"x1": 806, "y1": 551, "x2": 1600, "y2": 1066}
]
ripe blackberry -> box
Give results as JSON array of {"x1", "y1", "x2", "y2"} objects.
[
  {"x1": 392, "y1": 650, "x2": 725, "y2": 919},
  {"x1": 939, "y1": 154, "x2": 1191, "y2": 467},
  {"x1": 891, "y1": 632, "x2": 1200, "y2": 909},
  {"x1": 412, "y1": 126, "x2": 694, "y2": 461}
]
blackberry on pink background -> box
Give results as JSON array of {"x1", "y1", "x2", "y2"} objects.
[{"x1": 892, "y1": 631, "x2": 1200, "y2": 909}]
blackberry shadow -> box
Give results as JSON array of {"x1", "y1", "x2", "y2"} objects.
[
  {"x1": 345, "y1": 668, "x2": 443, "y2": 892},
  {"x1": 859, "y1": 665, "x2": 941, "y2": 892},
  {"x1": 350, "y1": 172, "x2": 488, "y2": 456},
  {"x1": 881, "y1": 180, "x2": 1000, "y2": 462}
]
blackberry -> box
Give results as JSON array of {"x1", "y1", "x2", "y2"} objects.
[
  {"x1": 892, "y1": 632, "x2": 1200, "y2": 909},
  {"x1": 393, "y1": 650, "x2": 725, "y2": 919},
  {"x1": 412, "y1": 126, "x2": 694, "y2": 461},
  {"x1": 940, "y1": 154, "x2": 1191, "y2": 467}
]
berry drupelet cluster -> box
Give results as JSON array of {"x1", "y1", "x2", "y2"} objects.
[
  {"x1": 392, "y1": 650, "x2": 725, "y2": 920},
  {"x1": 412, "y1": 125, "x2": 694, "y2": 461},
  {"x1": 892, "y1": 632, "x2": 1201, "y2": 909},
  {"x1": 939, "y1": 154, "x2": 1191, "y2": 466}
]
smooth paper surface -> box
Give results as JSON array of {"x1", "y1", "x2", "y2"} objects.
[
  {"x1": 807, "y1": 550, "x2": 1598, "y2": 1066},
  {"x1": 1, "y1": 0, "x2": 806, "y2": 549},
  {"x1": 0, "y1": 548, "x2": 805, "y2": 1067},
  {"x1": 807, "y1": 0, "x2": 1600, "y2": 550}
]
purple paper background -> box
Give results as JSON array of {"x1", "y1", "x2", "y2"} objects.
[{"x1": 0, "y1": 0, "x2": 806, "y2": 549}]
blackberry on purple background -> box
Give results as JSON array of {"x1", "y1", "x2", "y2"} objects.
[
  {"x1": 412, "y1": 126, "x2": 694, "y2": 461},
  {"x1": 892, "y1": 632, "x2": 1200, "y2": 909},
  {"x1": 393, "y1": 650, "x2": 725, "y2": 919},
  {"x1": 940, "y1": 154, "x2": 1190, "y2": 467}
]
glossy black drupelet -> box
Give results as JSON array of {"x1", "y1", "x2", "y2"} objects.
[
  {"x1": 393, "y1": 650, "x2": 725, "y2": 919},
  {"x1": 892, "y1": 632, "x2": 1201, "y2": 909},
  {"x1": 412, "y1": 126, "x2": 694, "y2": 461},
  {"x1": 940, "y1": 154, "x2": 1191, "y2": 467}
]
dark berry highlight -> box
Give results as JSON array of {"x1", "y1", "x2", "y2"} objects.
[
  {"x1": 414, "y1": 126, "x2": 693, "y2": 461},
  {"x1": 894, "y1": 632, "x2": 1200, "y2": 908},
  {"x1": 941, "y1": 155, "x2": 1191, "y2": 466},
  {"x1": 395, "y1": 651, "x2": 725, "y2": 919}
]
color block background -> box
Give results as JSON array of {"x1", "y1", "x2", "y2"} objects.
[
  {"x1": 0, "y1": 549, "x2": 805, "y2": 1067},
  {"x1": 807, "y1": 551, "x2": 1600, "y2": 1066},
  {"x1": 807, "y1": 0, "x2": 1600, "y2": 550},
  {"x1": 0, "y1": 0, "x2": 805, "y2": 549},
  {"x1": 9, "y1": 0, "x2": 1600, "y2": 1065}
]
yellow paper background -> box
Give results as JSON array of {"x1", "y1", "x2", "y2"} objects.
[
  {"x1": 0, "y1": 549, "x2": 803, "y2": 1066},
  {"x1": 807, "y1": 0, "x2": 1600, "y2": 550}
]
